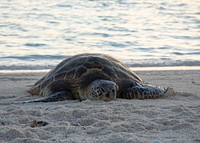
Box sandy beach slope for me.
[0,70,199,143]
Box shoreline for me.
[0,66,200,74]
[0,69,199,142]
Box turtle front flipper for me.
[22,91,73,103]
[122,83,174,99]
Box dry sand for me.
[0,70,199,143]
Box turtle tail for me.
[122,83,175,99]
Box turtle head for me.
[88,80,118,101]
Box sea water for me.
[0,0,200,71]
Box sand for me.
[0,70,199,143]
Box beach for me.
[0,69,199,143]
[1,0,200,142]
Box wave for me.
[0,58,199,71]
[1,55,67,61]
[23,43,48,47]
[126,60,200,67]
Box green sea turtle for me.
[27,53,174,102]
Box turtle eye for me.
[101,87,105,92]
[112,89,115,93]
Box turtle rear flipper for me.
[122,83,175,99]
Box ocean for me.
[0,0,200,71]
